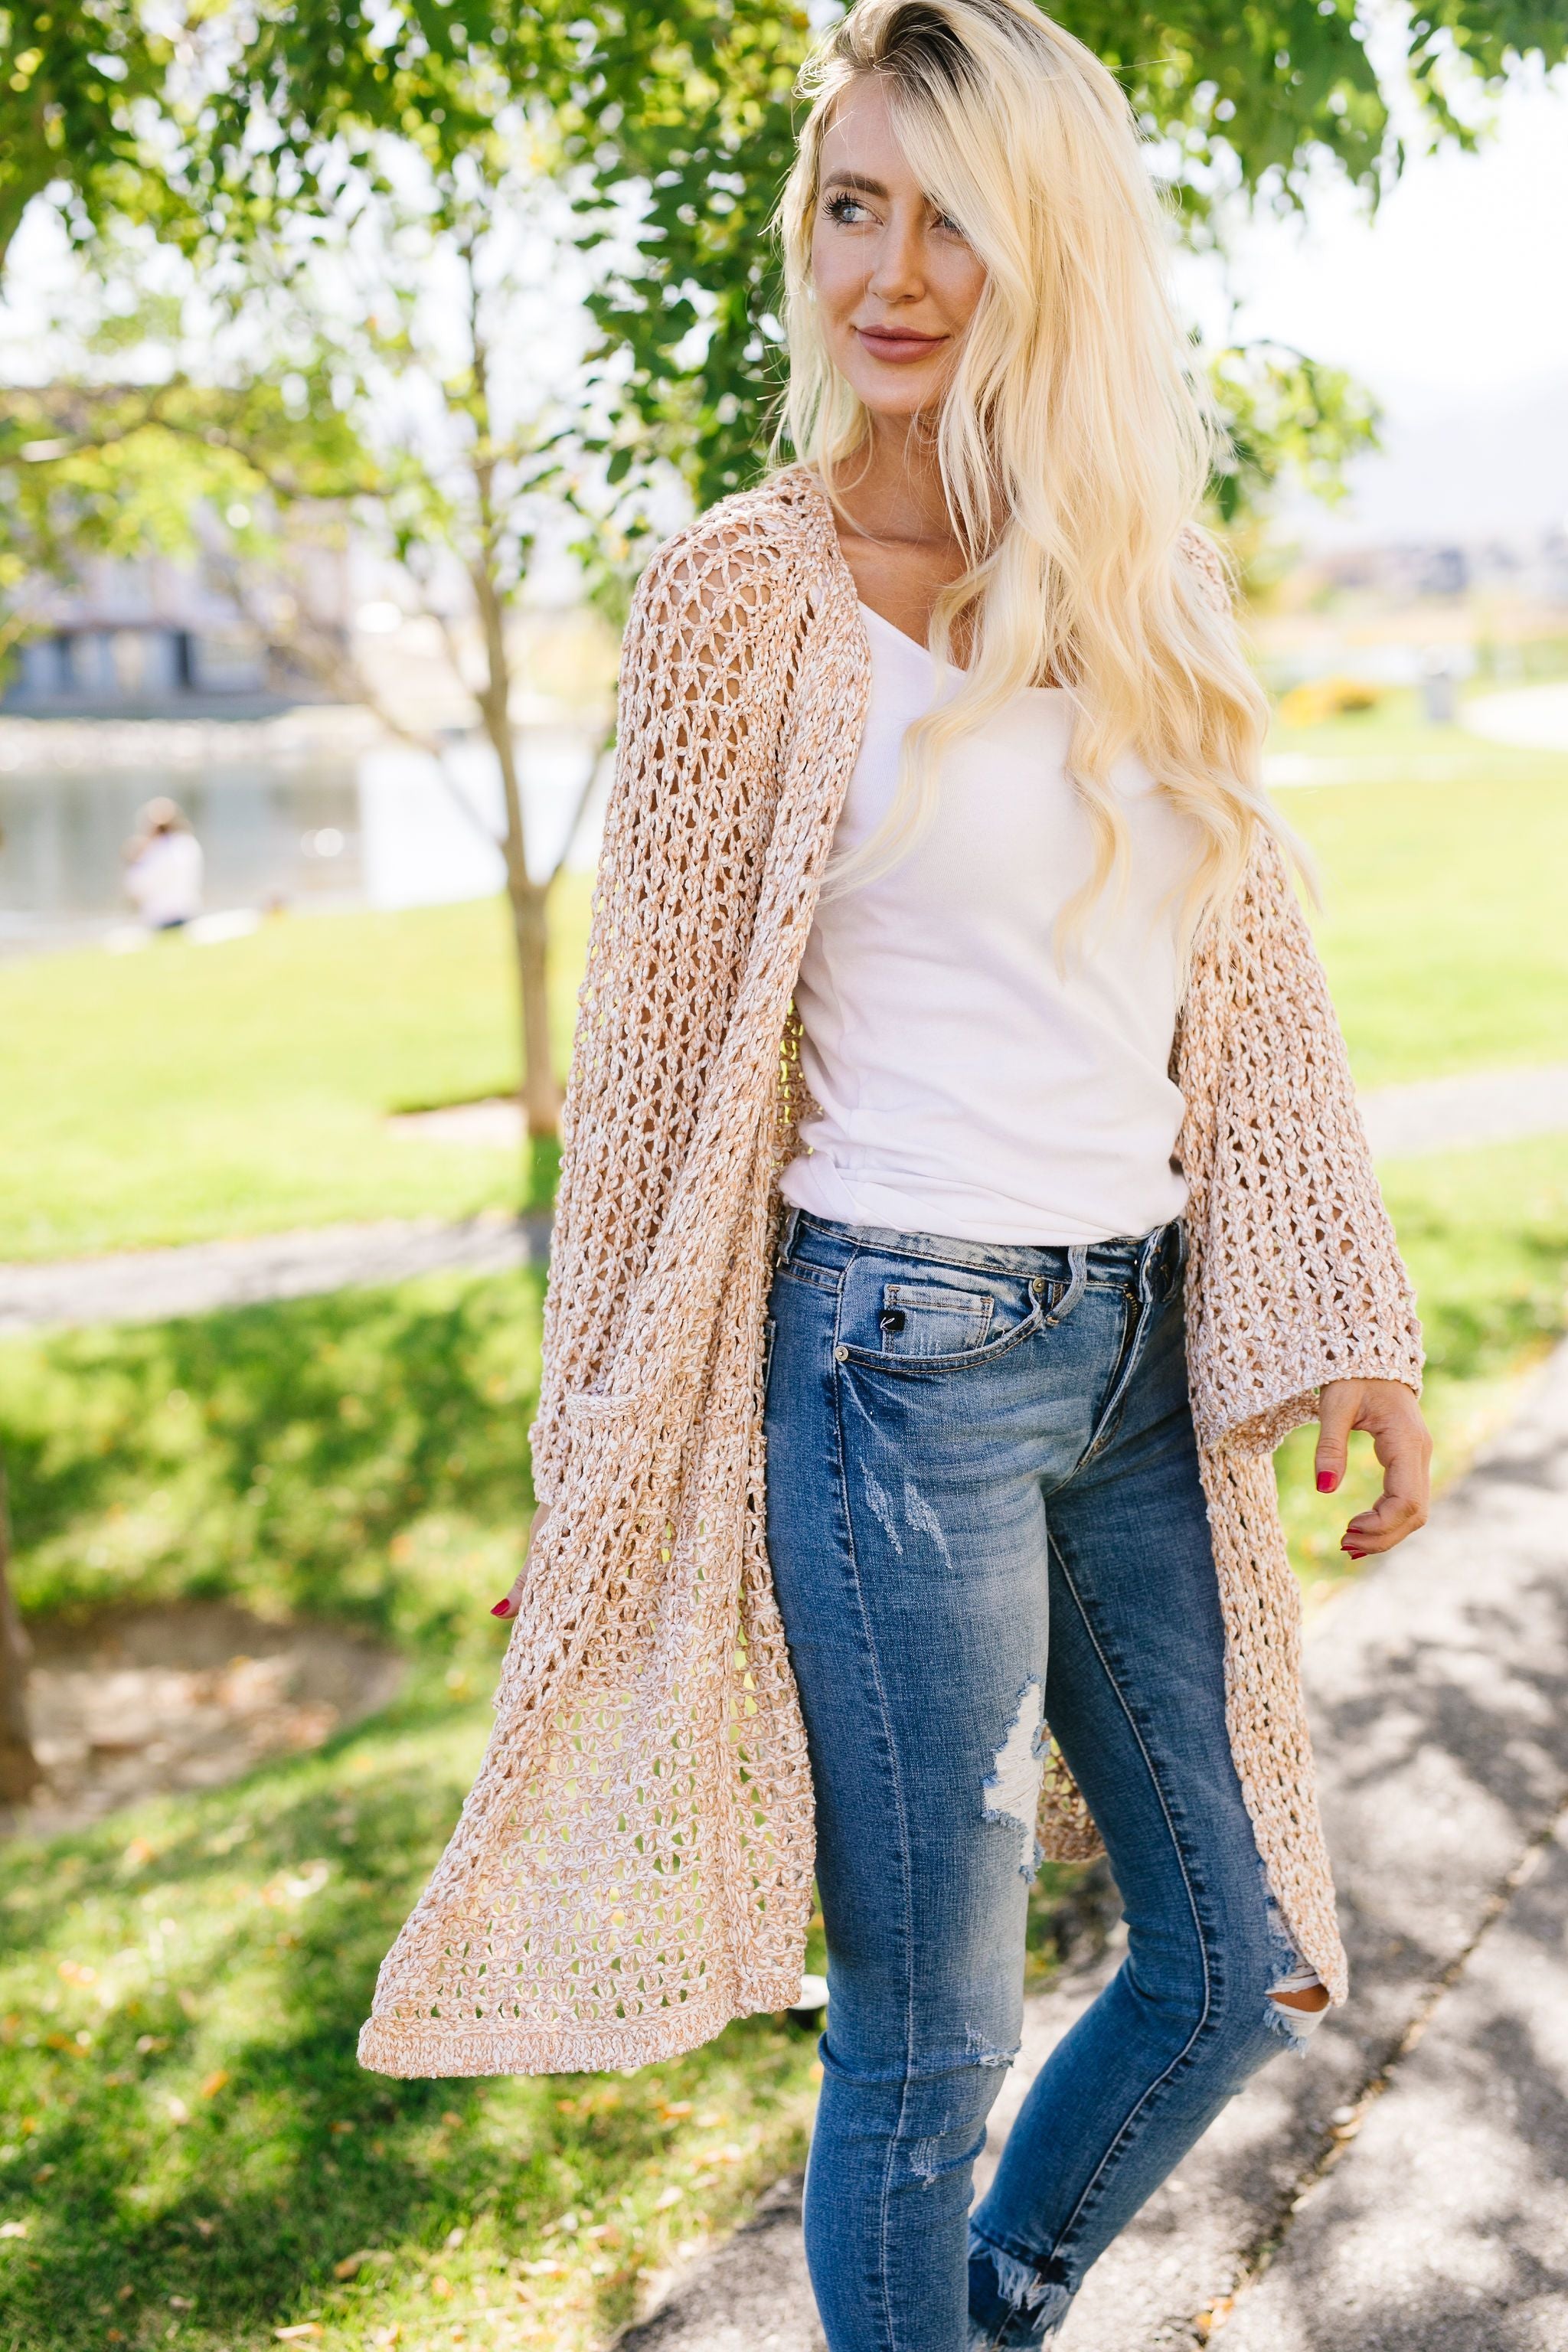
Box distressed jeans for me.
[763,1207,1325,2352]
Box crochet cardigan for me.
[359,464,1422,2079]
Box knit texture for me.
[358,466,1420,2077]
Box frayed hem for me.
[968,2230,1073,2347]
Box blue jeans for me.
[763,1207,1324,2352]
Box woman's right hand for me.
[491,1504,552,1620]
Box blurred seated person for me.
[124,798,204,931]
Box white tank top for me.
[777,602,1197,1247]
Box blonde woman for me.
[361,4,1430,2343]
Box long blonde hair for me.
[776,0,1287,943]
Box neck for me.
[833,414,958,549]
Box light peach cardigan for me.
[359,466,1422,2079]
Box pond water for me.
[0,727,606,958]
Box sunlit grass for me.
[0,1699,821,2352]
[0,884,592,1260]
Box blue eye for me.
[825,192,872,224]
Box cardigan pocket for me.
[564,1389,642,1428]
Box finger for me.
[1315,1381,1358,1494]
[1342,1439,1429,1558]
[490,1566,530,1621]
[491,1504,554,1619]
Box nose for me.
[866,214,927,305]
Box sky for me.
[1179,64,1568,546]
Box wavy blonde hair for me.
[776,0,1289,944]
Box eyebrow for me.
[820,172,890,199]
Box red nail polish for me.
[1317,1472,1337,1493]
[491,1600,513,1618]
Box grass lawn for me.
[1273,697,1568,1086]
[2,1114,1566,2347]
[0,683,1564,2346]
[0,884,591,1262]
[1,692,1565,1262]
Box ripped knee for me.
[1266,1965,1330,2048]
[1255,1855,1331,2053]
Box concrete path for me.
[0,1210,550,1338]
[615,1336,1568,2351]
[5,1064,1567,1336]
[1464,683,1568,753]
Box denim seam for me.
[1072,1291,1149,1471]
[788,1210,1154,1286]
[772,1260,844,1295]
[828,1266,917,2352]
[1037,1531,1217,2256]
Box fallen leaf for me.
[169,2295,195,2311]
[430,2275,452,2301]
[651,2187,683,2211]
[332,2250,391,2281]
[165,2096,191,2125]
[328,2119,356,2136]
[439,2110,462,2128]
[192,2219,218,2240]
[274,2328,325,2343]
[199,2071,230,2100]
[0,2221,28,2239]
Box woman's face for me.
[809,76,987,426]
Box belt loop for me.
[1046,1243,1089,1325]
[779,1202,802,1266]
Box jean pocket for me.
[876,1281,995,1358]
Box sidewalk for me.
[0,1210,550,1338]
[616,1336,1568,2352]
[5,1065,1567,1336]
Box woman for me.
[123,797,204,931]
[360,5,1429,2344]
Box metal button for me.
[1031,1276,1044,1295]
[834,1344,849,1362]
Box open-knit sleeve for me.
[1181,836,1424,1455]
[527,511,796,1506]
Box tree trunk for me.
[0,1455,41,1804]
[509,871,560,1140]
[469,567,562,1158]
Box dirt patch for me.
[5,1602,404,1838]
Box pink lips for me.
[856,325,946,364]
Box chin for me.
[846,369,941,421]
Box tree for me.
[182,7,619,1155]
[0,0,191,285]
[563,0,1568,526]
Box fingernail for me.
[491,1600,513,1618]
[1317,1472,1338,1494]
